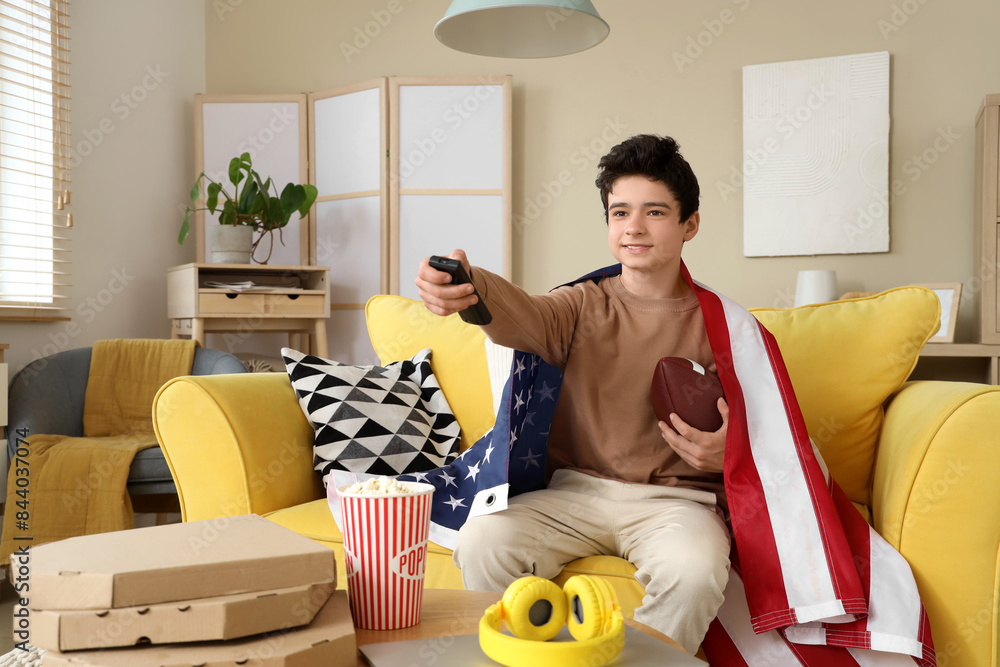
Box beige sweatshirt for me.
[471,267,724,499]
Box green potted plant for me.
[179,152,318,264]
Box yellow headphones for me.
[479,575,625,667]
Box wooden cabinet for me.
[916,343,1000,385]
[974,94,1000,343]
[168,264,330,357]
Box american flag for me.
[684,262,935,666]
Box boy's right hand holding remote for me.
[416,249,481,317]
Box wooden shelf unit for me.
[167,263,331,357]
[916,342,1000,385]
[974,94,1000,343]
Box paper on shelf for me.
[202,280,302,292]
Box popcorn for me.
[339,476,415,496]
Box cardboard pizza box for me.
[23,514,335,611]
[28,581,335,652]
[40,590,356,667]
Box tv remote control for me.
[428,255,493,326]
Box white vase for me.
[794,270,838,307]
[210,225,253,264]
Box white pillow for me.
[483,337,516,417]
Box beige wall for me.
[2,1,205,375]
[7,0,995,376]
[205,0,1000,341]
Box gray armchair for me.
[6,346,247,505]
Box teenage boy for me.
[415,134,730,654]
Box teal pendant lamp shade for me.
[435,0,610,58]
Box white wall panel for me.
[315,197,382,304]
[313,88,382,196]
[200,100,305,265]
[398,84,504,190]
[397,194,504,301]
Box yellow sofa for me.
[153,288,1000,667]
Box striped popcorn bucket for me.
[338,481,435,630]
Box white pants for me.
[453,469,731,654]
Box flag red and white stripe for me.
[683,263,936,666]
[340,485,432,630]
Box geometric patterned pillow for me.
[281,347,461,486]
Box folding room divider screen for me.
[193,76,512,363]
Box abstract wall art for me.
[742,51,890,256]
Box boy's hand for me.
[658,397,729,472]
[416,249,480,317]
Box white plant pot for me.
[210,225,253,264]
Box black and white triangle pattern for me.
[282,347,461,485]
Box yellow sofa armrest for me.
[153,373,323,522]
[874,380,1000,667]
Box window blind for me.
[0,0,70,318]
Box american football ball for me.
[650,357,725,434]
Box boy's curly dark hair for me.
[595,134,700,224]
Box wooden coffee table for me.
[353,589,688,666]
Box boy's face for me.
[606,175,699,292]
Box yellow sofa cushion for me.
[366,295,494,451]
[552,556,645,618]
[750,287,939,507]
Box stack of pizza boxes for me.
[14,514,356,666]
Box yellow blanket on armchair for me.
[1,339,196,561]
